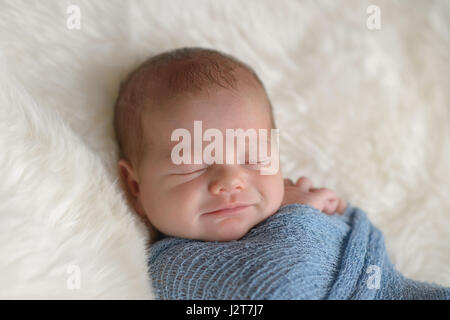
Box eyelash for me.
[175,160,270,175]
[177,167,208,175]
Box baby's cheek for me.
[163,181,204,219]
[260,172,284,211]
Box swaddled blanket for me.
[148,203,450,299]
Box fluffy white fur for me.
[0,0,449,299]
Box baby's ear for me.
[117,159,146,218]
[118,159,140,197]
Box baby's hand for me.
[281,176,347,215]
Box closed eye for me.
[244,159,270,165]
[173,166,208,175]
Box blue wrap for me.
[148,203,450,299]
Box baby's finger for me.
[296,176,313,192]
[284,178,294,186]
[312,188,337,201]
[323,198,339,215]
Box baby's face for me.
[121,85,284,241]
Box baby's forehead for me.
[143,85,271,133]
[137,59,273,161]
[141,97,273,163]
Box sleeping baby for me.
[113,47,450,299]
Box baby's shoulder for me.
[244,203,351,242]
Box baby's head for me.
[114,47,284,242]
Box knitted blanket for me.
[148,203,450,299]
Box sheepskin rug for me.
[0,0,449,299]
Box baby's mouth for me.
[203,203,254,216]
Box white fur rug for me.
[0,0,449,299]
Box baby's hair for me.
[113,46,275,169]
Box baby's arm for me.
[281,176,347,215]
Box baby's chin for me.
[203,207,280,242]
[206,229,250,242]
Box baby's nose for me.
[208,167,246,195]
